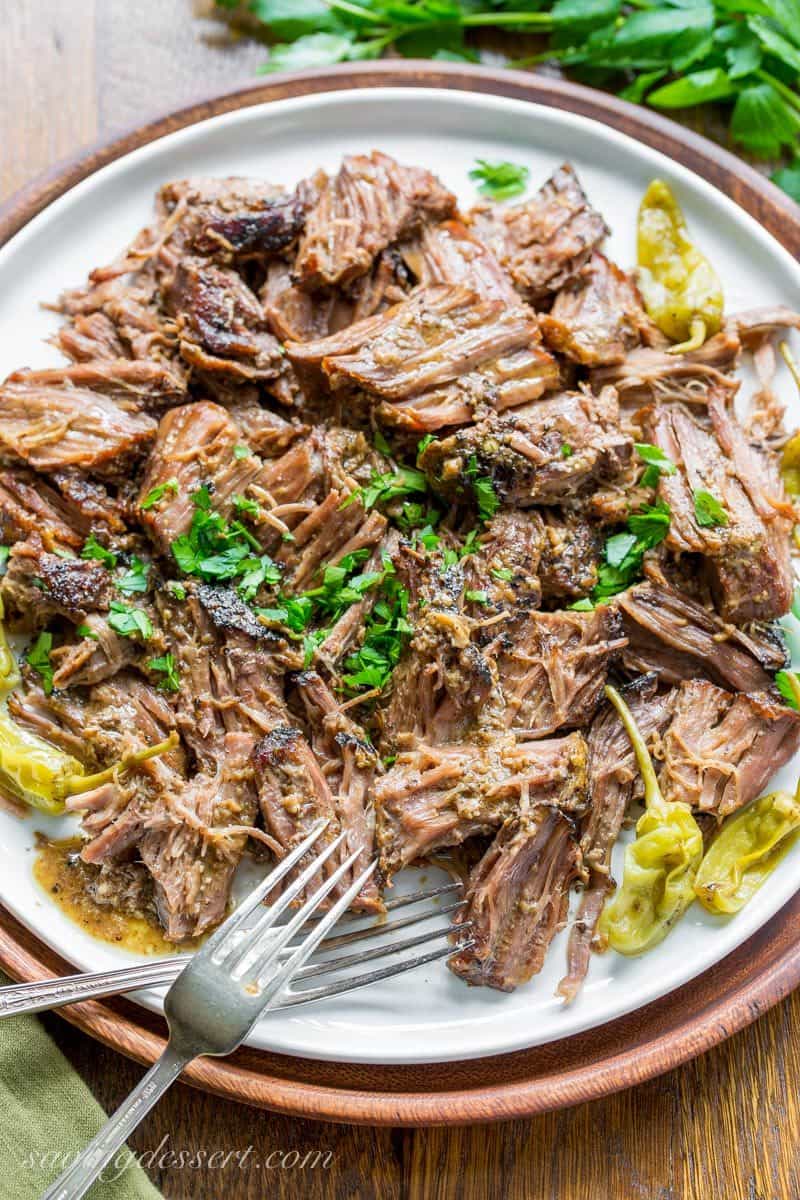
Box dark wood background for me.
[2,3,799,1197]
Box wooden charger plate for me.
[1,62,800,1125]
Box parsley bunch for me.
[216,0,800,202]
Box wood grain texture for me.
[1,6,800,1197]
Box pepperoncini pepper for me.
[0,598,19,695]
[597,684,704,955]
[694,789,800,915]
[0,715,178,815]
[637,179,724,355]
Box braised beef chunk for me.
[2,537,111,629]
[659,680,800,817]
[419,386,631,507]
[295,151,456,290]
[646,397,792,622]
[448,805,579,991]
[492,608,625,737]
[0,376,155,477]
[166,258,286,386]
[617,581,787,691]
[192,191,306,262]
[7,360,187,412]
[0,469,84,550]
[4,152,799,984]
[540,252,659,365]
[468,164,608,302]
[289,284,559,432]
[590,333,741,404]
[399,218,518,302]
[374,732,587,879]
[538,510,601,603]
[558,677,675,1003]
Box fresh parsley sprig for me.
[216,0,800,202]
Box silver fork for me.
[0,881,464,1017]
[40,822,473,1200]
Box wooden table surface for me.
[2,4,799,1198]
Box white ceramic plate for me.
[1,87,799,1066]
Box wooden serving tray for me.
[1,62,799,1126]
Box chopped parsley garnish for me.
[81,534,117,568]
[0,546,9,575]
[233,445,251,460]
[635,442,676,489]
[591,500,671,601]
[465,456,499,523]
[232,494,261,518]
[107,601,153,641]
[416,434,436,462]
[776,669,800,710]
[166,581,186,601]
[116,556,149,596]
[26,632,54,694]
[568,597,596,611]
[561,443,573,459]
[469,159,529,201]
[693,489,729,528]
[373,429,392,456]
[148,653,181,693]
[491,567,515,582]
[76,624,99,641]
[465,589,488,604]
[361,466,429,511]
[341,565,412,694]
[170,486,281,601]
[141,478,179,510]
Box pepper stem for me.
[667,317,706,355]
[59,730,179,798]
[780,341,800,397]
[604,684,664,811]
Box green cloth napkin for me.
[0,974,161,1199]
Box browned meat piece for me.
[136,401,261,551]
[399,218,518,303]
[55,273,174,367]
[729,304,800,348]
[659,680,800,818]
[419,386,632,507]
[616,581,787,691]
[468,164,608,302]
[54,311,130,363]
[0,469,83,550]
[7,360,187,412]
[374,731,588,879]
[590,332,741,405]
[262,260,336,344]
[490,607,626,737]
[646,396,793,622]
[51,614,140,689]
[379,556,502,749]
[226,400,304,459]
[1,537,111,629]
[448,805,579,991]
[276,496,386,593]
[49,470,130,537]
[466,511,545,611]
[294,671,381,912]
[192,190,306,261]
[295,151,455,290]
[558,677,675,1003]
[540,253,661,365]
[288,284,559,432]
[538,510,600,603]
[139,731,260,941]
[166,257,286,387]
[0,376,155,477]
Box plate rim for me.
[2,60,800,1124]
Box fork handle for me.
[40,1042,189,1200]
[0,961,183,1017]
